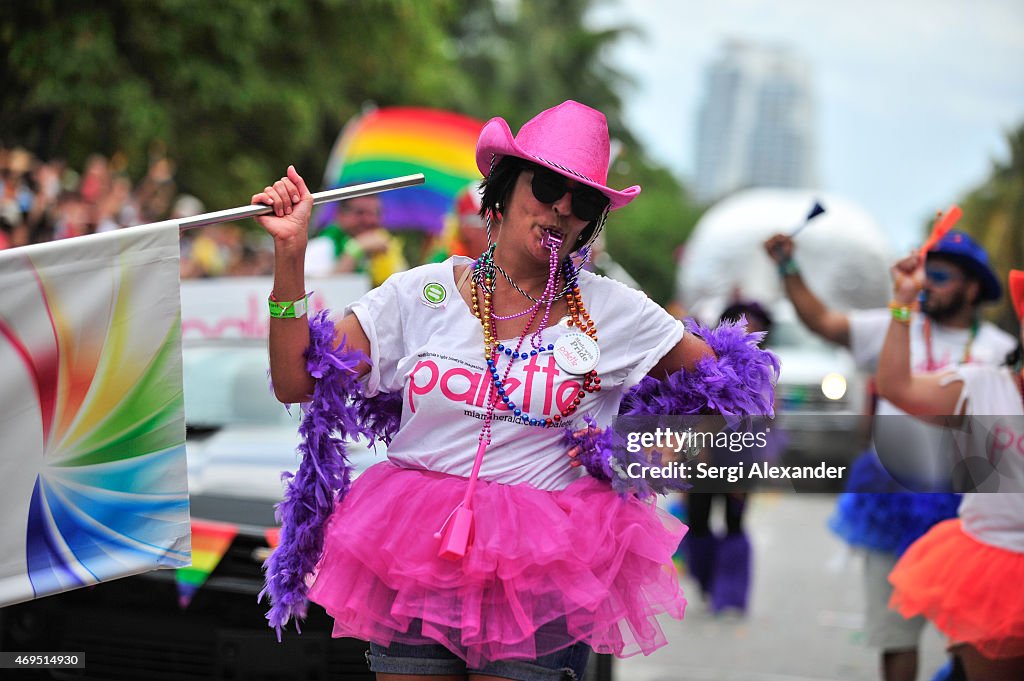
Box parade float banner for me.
[180,274,369,341]
[0,222,191,607]
[315,107,484,234]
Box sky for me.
[590,0,1024,254]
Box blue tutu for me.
[828,451,960,556]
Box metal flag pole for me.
[177,173,425,231]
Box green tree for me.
[2,0,463,210]
[445,0,636,142]
[604,154,703,305]
[445,0,701,303]
[955,124,1024,332]
[3,0,699,300]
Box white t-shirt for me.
[849,308,1015,379]
[947,364,1024,553]
[305,236,337,277]
[849,309,1017,485]
[346,256,685,491]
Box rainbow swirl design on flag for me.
[0,224,190,605]
[316,107,484,235]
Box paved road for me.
[613,493,948,681]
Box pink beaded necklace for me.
[436,233,578,560]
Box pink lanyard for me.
[434,439,487,560]
[436,238,566,560]
[435,264,492,560]
[434,265,555,560]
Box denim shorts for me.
[365,636,591,680]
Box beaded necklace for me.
[472,235,601,427]
[473,246,552,323]
[435,234,604,560]
[495,263,573,302]
[922,316,978,370]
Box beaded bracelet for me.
[269,291,312,319]
[888,300,913,323]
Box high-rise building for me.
[693,40,817,203]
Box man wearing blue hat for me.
[917,230,1002,328]
[764,229,1015,681]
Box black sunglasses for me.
[527,165,609,222]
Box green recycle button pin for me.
[422,282,447,305]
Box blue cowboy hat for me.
[927,230,1001,302]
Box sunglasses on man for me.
[924,268,964,285]
[527,165,610,222]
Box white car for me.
[768,308,870,472]
[183,339,382,520]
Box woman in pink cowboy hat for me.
[253,100,778,680]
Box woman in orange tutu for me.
[876,255,1024,680]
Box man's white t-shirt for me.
[346,257,685,491]
[304,236,337,277]
[849,308,1015,379]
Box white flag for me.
[0,222,190,606]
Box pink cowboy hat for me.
[475,100,641,210]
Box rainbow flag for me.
[176,519,238,608]
[316,107,485,235]
[0,223,191,607]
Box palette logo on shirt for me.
[407,352,584,421]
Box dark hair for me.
[478,155,522,219]
[720,301,773,330]
[478,156,600,252]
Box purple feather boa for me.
[622,317,779,418]
[260,311,400,637]
[567,317,778,499]
[563,415,690,500]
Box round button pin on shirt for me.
[552,332,600,375]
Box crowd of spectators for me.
[0,144,274,278]
[1,146,628,286]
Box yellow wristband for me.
[888,300,913,323]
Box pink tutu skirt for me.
[889,518,1024,660]
[306,461,687,666]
